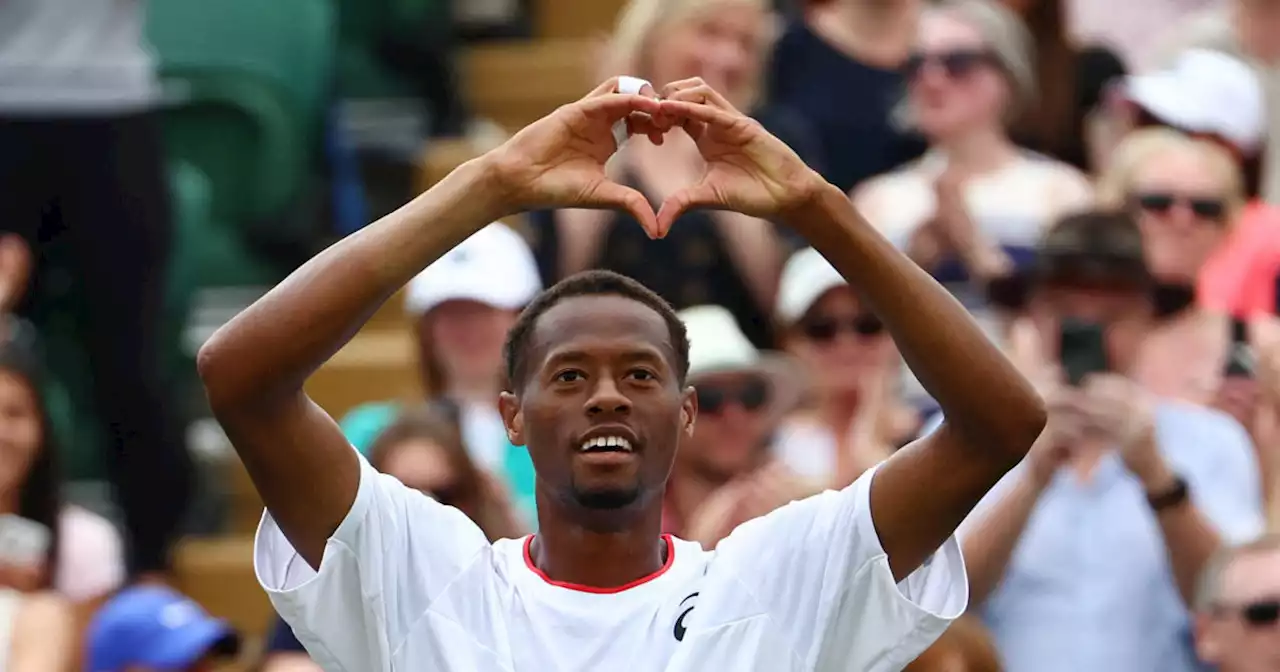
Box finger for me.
[586,182,660,239]
[658,99,740,129]
[656,182,720,238]
[580,92,663,122]
[662,82,739,112]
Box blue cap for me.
[86,585,239,672]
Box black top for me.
[767,20,927,193]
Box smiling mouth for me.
[578,436,634,453]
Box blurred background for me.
[1,0,1278,670]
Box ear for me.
[681,385,698,438]
[498,391,526,446]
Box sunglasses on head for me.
[1131,192,1227,221]
[799,314,885,343]
[904,49,995,81]
[696,378,770,415]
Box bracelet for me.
[1147,475,1190,512]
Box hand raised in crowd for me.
[652,78,827,235]
[486,77,671,236]
[1025,369,1084,488]
[1076,374,1169,488]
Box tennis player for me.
[199,77,1045,671]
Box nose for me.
[584,377,631,417]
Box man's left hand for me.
[1079,374,1171,489]
[653,78,828,235]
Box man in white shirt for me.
[198,77,1046,671]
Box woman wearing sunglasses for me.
[852,0,1092,356]
[771,248,914,489]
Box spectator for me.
[953,210,1266,672]
[0,342,124,604]
[769,0,927,193]
[853,0,1093,345]
[0,588,73,671]
[771,248,910,486]
[660,305,806,540]
[339,223,541,524]
[543,0,789,348]
[85,585,240,672]
[1194,534,1280,672]
[1003,0,1127,171]
[0,0,192,580]
[1095,128,1246,405]
[366,402,525,542]
[1154,0,1280,203]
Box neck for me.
[530,492,667,588]
[813,0,919,67]
[819,389,862,434]
[444,376,498,406]
[934,127,1018,173]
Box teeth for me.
[580,436,632,452]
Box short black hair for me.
[503,270,690,389]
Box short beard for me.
[572,485,641,510]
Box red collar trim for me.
[522,534,676,594]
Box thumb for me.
[656,181,719,238]
[586,181,660,239]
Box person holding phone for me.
[930,209,1266,672]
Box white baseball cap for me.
[679,305,804,417]
[404,224,542,316]
[1124,49,1266,153]
[775,247,848,325]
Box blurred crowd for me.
[2,0,1280,670]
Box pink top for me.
[55,505,124,602]
[1200,201,1280,317]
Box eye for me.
[554,369,585,383]
[627,368,657,382]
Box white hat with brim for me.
[678,305,806,420]
[775,247,848,326]
[1124,49,1266,154]
[405,223,542,316]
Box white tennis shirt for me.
[255,455,968,671]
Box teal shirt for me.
[339,401,538,531]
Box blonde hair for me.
[1195,533,1280,610]
[605,0,774,110]
[1096,127,1246,219]
[897,0,1036,130]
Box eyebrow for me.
[541,347,668,371]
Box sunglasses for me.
[696,378,770,415]
[1232,599,1280,627]
[1132,192,1227,221]
[799,314,885,343]
[904,49,996,81]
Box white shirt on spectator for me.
[55,505,124,602]
[255,454,967,671]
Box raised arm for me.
[656,80,1045,581]
[198,79,666,569]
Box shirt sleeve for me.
[710,466,968,671]
[1166,408,1267,544]
[254,451,492,670]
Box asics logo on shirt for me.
[673,592,698,641]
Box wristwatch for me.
[1147,475,1190,512]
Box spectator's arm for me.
[10,592,74,672]
[959,470,1044,605]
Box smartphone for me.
[0,514,51,566]
[1059,319,1110,386]
[1224,318,1255,378]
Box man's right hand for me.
[485,78,669,237]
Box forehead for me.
[529,294,675,370]
[1032,283,1150,321]
[1132,148,1222,193]
[919,11,985,50]
[1221,548,1280,601]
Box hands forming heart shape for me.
[486,76,828,239]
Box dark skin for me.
[199,76,1043,588]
